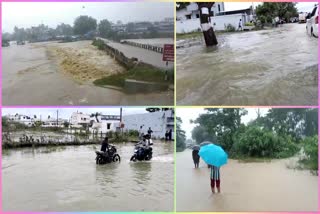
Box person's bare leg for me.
[217,180,221,193]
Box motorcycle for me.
[130,141,153,162]
[95,144,121,164]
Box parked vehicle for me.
[2,39,10,47]
[17,40,25,45]
[95,144,121,164]
[306,5,318,38]
[299,12,308,23]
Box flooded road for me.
[2,141,174,211]
[176,149,318,212]
[2,41,173,105]
[176,24,318,105]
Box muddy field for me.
[176,24,318,106]
[176,149,318,212]
[2,41,173,105]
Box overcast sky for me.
[225,2,316,13]
[2,108,148,119]
[176,108,270,139]
[2,2,174,33]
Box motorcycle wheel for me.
[113,154,121,162]
[96,156,103,165]
[130,155,137,162]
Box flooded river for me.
[2,41,173,105]
[176,24,318,105]
[2,141,174,211]
[176,149,318,212]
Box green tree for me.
[192,125,216,144]
[176,117,186,152]
[257,108,308,141]
[256,2,298,23]
[193,108,247,151]
[98,19,114,38]
[56,23,73,36]
[73,15,97,35]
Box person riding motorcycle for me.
[100,137,110,153]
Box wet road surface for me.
[176,24,318,105]
[176,149,318,212]
[2,141,174,212]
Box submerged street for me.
[177,24,318,105]
[2,141,174,212]
[176,149,318,212]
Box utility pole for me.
[120,108,123,135]
[56,110,59,128]
[197,2,218,46]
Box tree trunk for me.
[197,2,218,46]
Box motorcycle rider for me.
[100,137,110,153]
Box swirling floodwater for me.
[176,149,318,212]
[176,23,318,105]
[2,141,174,212]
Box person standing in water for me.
[210,165,221,193]
[192,149,200,168]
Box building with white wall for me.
[123,109,174,139]
[89,114,121,133]
[176,3,254,33]
[41,118,65,128]
[6,114,34,127]
[70,112,91,128]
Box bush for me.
[245,22,254,26]
[128,130,139,137]
[301,136,318,171]
[92,39,105,50]
[225,24,236,32]
[231,126,298,158]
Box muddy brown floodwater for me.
[176,149,318,212]
[176,24,318,105]
[2,41,173,105]
[2,141,174,212]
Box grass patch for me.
[177,31,203,39]
[93,64,173,88]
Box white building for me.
[176,2,225,21]
[89,114,121,133]
[70,112,91,128]
[6,114,34,127]
[176,3,254,33]
[41,118,65,128]
[123,109,174,139]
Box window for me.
[196,14,200,18]
[186,15,191,20]
[218,5,221,12]
[107,123,111,129]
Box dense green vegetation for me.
[176,117,186,152]
[300,136,318,171]
[256,3,298,24]
[186,109,317,168]
[93,65,173,88]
